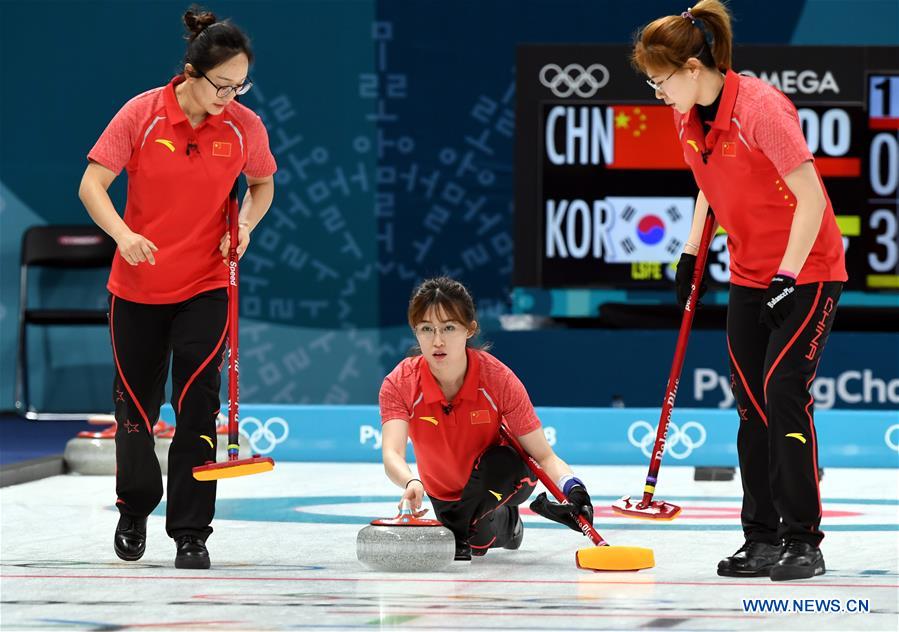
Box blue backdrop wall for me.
[1,0,897,411]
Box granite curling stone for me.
[357,503,455,572]
[63,415,117,475]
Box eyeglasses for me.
[646,67,680,93]
[199,70,253,98]
[413,323,466,339]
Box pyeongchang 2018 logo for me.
[539,63,610,98]
[739,69,839,94]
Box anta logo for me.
[154,138,176,152]
[805,297,835,360]
[740,69,839,94]
[488,489,503,501]
[418,416,439,426]
[786,432,807,444]
[212,141,232,157]
[686,139,700,153]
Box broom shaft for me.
[498,423,607,547]
[227,182,240,460]
[640,211,715,506]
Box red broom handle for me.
[227,181,240,461]
[638,211,715,508]
[498,423,607,547]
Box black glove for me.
[529,482,594,532]
[675,253,707,309]
[759,274,797,330]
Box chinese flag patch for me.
[722,141,737,157]
[212,141,232,157]
[470,410,491,425]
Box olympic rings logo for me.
[627,420,707,460]
[539,63,610,98]
[239,416,290,455]
[885,424,899,453]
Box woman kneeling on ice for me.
[379,276,594,560]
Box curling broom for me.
[611,211,716,519]
[193,180,275,481]
[498,423,654,571]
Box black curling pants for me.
[430,445,537,553]
[109,288,228,541]
[727,282,842,547]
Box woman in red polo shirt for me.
[78,7,276,570]
[379,277,595,561]
[633,0,846,581]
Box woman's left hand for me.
[220,224,251,262]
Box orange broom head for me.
[192,456,274,481]
[611,496,681,521]
[576,545,655,571]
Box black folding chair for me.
[15,225,117,420]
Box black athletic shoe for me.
[174,535,210,569]
[503,507,524,550]
[717,540,782,577]
[113,514,147,561]
[454,540,472,561]
[770,540,825,581]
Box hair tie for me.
[681,9,695,23]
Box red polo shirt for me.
[88,76,277,304]
[674,70,847,288]
[379,348,542,501]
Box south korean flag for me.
[604,197,694,263]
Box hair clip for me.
[681,9,696,23]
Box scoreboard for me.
[513,45,899,292]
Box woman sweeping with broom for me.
[632,0,846,581]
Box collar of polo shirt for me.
[419,348,481,405]
[165,75,227,129]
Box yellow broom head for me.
[192,456,275,481]
[576,545,655,571]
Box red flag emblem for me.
[212,141,232,157]
[470,410,491,425]
[722,141,737,157]
[609,106,687,170]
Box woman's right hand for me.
[116,231,158,266]
[674,252,707,309]
[399,479,428,518]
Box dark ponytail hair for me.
[182,5,253,76]
[406,277,491,356]
[631,0,734,74]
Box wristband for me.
[775,268,796,280]
[238,222,250,229]
[684,241,699,251]
[405,478,422,489]
[559,475,585,496]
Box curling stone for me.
[64,415,117,475]
[356,501,456,572]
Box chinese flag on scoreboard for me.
[608,105,687,170]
